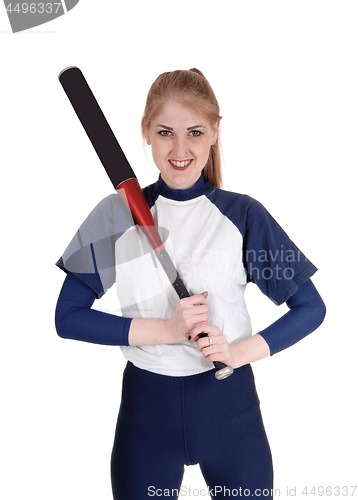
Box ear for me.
[144,128,151,145]
[212,120,220,143]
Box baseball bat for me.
[58,66,233,380]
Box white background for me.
[1,1,357,498]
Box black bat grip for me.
[197,333,234,380]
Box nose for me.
[172,137,189,159]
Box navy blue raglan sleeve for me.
[243,197,318,305]
[240,196,326,354]
[258,278,326,355]
[205,187,324,354]
[55,272,132,346]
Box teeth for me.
[170,160,191,167]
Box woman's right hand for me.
[166,292,209,344]
[128,292,209,346]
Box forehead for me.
[152,100,206,127]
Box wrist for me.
[128,318,169,346]
[230,334,271,368]
[229,343,244,369]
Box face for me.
[144,100,219,190]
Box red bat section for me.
[117,178,164,252]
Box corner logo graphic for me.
[3,1,79,33]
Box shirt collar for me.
[155,174,211,201]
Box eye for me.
[189,130,203,137]
[158,130,173,137]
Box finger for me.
[201,342,230,364]
[190,323,219,341]
[188,323,212,342]
[181,304,209,326]
[196,329,227,351]
[187,317,211,335]
[197,335,215,351]
[187,304,209,317]
[195,334,213,349]
[182,308,209,327]
[188,293,209,306]
[179,300,208,318]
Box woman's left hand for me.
[186,323,235,368]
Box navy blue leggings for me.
[111,362,273,499]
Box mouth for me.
[169,159,193,170]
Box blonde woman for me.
[55,69,326,499]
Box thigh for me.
[185,365,273,499]
[111,363,186,499]
[200,404,273,499]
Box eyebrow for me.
[155,124,206,131]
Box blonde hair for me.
[141,68,223,188]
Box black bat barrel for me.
[59,67,135,189]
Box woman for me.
[55,68,326,499]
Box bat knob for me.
[214,363,234,380]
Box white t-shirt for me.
[57,175,317,376]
